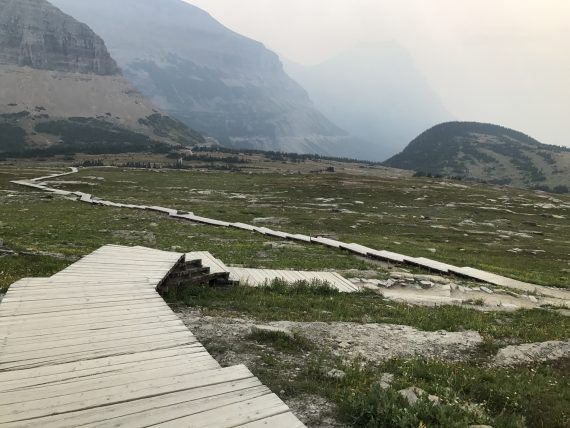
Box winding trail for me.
[11,167,570,301]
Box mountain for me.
[284,42,453,161]
[49,0,362,158]
[0,0,204,156]
[384,122,570,192]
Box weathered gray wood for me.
[7,379,264,428]
[0,243,305,426]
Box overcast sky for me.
[187,0,570,147]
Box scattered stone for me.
[391,272,414,280]
[326,369,346,380]
[420,280,434,288]
[500,303,519,309]
[376,373,395,390]
[427,248,437,253]
[253,217,289,225]
[469,425,493,428]
[398,387,440,406]
[504,290,520,298]
[527,295,539,303]
[250,325,294,339]
[414,275,450,285]
[480,286,494,294]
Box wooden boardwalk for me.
[0,245,305,427]
[227,267,359,293]
[186,251,359,293]
[11,167,567,300]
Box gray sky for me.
[187,0,570,147]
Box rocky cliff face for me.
[0,0,204,154]
[50,0,361,157]
[0,0,119,75]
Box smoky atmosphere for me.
[1,1,569,427]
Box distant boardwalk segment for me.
[11,167,567,301]
[0,245,306,427]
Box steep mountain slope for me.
[384,122,570,191]
[50,0,362,157]
[284,42,453,161]
[0,0,204,155]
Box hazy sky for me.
[187,0,570,147]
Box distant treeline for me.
[192,146,382,165]
[166,151,249,164]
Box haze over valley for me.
[1,2,570,427]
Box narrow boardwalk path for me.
[186,251,359,292]
[11,168,570,301]
[0,245,305,427]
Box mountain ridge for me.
[50,0,362,158]
[384,121,570,191]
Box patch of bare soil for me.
[178,309,483,365]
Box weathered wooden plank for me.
[0,346,205,383]
[0,366,253,423]
[0,319,186,343]
[78,387,273,428]
[0,304,175,327]
[0,337,199,372]
[0,324,192,355]
[7,380,265,428]
[0,353,218,399]
[154,393,290,428]
[0,299,169,318]
[239,412,307,428]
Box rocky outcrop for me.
[0,0,119,75]
[0,0,204,154]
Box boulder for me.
[326,369,346,380]
[376,372,395,390]
[398,387,440,406]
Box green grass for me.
[169,282,570,344]
[306,356,569,427]
[1,165,569,287]
[212,312,569,427]
[1,164,568,427]
[0,254,71,293]
[44,166,570,287]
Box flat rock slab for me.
[494,340,570,366]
